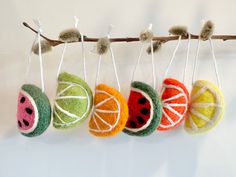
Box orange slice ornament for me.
[158,78,189,131]
[88,32,128,137]
[89,84,128,137]
[157,29,191,131]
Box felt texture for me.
[158,78,189,131]
[185,80,225,134]
[97,37,110,55]
[32,40,52,55]
[139,30,154,42]
[53,72,93,129]
[123,81,162,136]
[89,84,128,137]
[58,28,81,42]
[16,84,51,137]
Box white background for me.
[0,0,236,177]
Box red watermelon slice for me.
[16,84,51,137]
[158,78,189,131]
[123,81,162,136]
[17,91,38,133]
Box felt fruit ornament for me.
[89,28,128,137]
[184,80,224,134]
[157,78,189,131]
[123,81,162,136]
[16,20,52,137]
[184,21,225,134]
[53,72,93,129]
[157,25,191,131]
[53,18,93,129]
[123,24,161,136]
[89,84,128,137]
[17,84,51,137]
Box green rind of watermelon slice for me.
[17,84,51,137]
[123,81,162,136]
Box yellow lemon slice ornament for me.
[184,80,225,134]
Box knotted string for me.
[95,24,121,91]
[131,24,156,89]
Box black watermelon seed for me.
[138,97,147,104]
[20,97,25,103]
[25,108,33,115]
[137,116,145,124]
[23,119,29,126]
[140,108,149,115]
[18,121,22,127]
[130,121,136,128]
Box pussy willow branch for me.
[23,22,236,47]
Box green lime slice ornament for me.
[53,72,93,129]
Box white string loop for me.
[31,20,45,92]
[24,35,38,83]
[95,24,121,91]
[131,43,144,83]
[131,24,156,89]
[192,37,201,85]
[57,43,67,77]
[150,39,156,89]
[74,16,87,81]
[164,35,182,79]
[80,33,87,81]
[192,37,221,88]
[57,16,87,81]
[209,38,221,89]
[183,34,191,84]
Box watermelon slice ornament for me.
[124,81,162,136]
[124,24,162,136]
[16,20,51,137]
[17,84,51,137]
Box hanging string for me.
[163,35,182,79]
[150,39,156,89]
[95,54,102,87]
[109,45,121,91]
[192,36,201,85]
[57,16,87,80]
[24,35,37,83]
[209,38,221,89]
[74,16,87,82]
[131,43,144,82]
[56,43,67,77]
[183,34,191,84]
[95,24,121,91]
[33,20,45,92]
[107,24,121,91]
[80,33,87,81]
[131,24,156,89]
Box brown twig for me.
[23,22,236,47]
